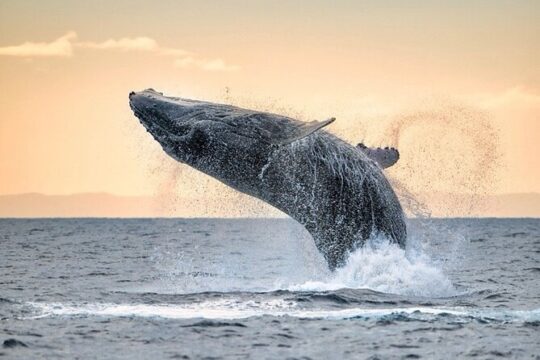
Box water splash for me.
[144,228,456,298]
[287,236,456,298]
[385,102,500,217]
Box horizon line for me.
[2,191,540,197]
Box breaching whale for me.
[129,89,406,270]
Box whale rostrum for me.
[129,89,407,270]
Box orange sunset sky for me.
[0,1,539,216]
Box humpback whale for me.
[129,89,406,270]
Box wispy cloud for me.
[0,32,239,72]
[0,31,76,57]
[76,36,191,57]
[77,37,160,52]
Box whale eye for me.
[188,127,209,153]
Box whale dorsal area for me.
[213,107,336,146]
[356,143,400,169]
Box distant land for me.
[0,192,539,218]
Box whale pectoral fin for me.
[356,143,400,168]
[272,117,336,145]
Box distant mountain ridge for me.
[0,192,281,218]
[0,192,539,218]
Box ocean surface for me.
[0,218,539,359]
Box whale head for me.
[129,88,277,192]
[129,89,213,163]
[130,89,258,164]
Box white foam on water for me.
[142,234,458,297]
[27,301,540,322]
[286,237,456,298]
[28,299,296,320]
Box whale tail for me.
[357,143,399,169]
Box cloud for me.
[77,36,159,51]
[0,31,76,57]
[78,37,192,57]
[174,57,240,72]
[81,35,237,71]
[0,32,238,72]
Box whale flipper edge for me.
[270,117,336,146]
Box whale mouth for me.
[132,111,192,145]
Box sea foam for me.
[286,236,456,297]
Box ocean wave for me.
[26,301,540,323]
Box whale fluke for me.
[357,143,400,169]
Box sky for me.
[0,0,539,207]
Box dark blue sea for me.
[1,218,539,359]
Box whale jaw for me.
[129,89,198,163]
